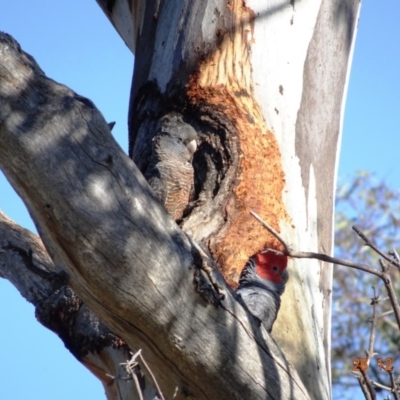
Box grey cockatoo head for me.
[235,251,289,332]
[157,114,197,156]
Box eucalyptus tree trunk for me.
[0,0,360,399]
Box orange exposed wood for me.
[187,1,289,288]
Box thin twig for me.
[250,211,290,254]
[354,370,376,400]
[353,226,400,268]
[390,249,400,264]
[388,369,400,400]
[379,259,400,331]
[367,286,379,360]
[288,250,384,278]
[131,373,144,400]
[370,374,400,399]
[250,211,384,278]
[370,380,393,392]
[378,296,390,303]
[138,352,166,400]
[361,369,377,400]
[120,350,144,400]
[379,310,394,317]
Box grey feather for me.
[236,258,286,333]
[145,114,197,220]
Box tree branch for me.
[352,226,400,269]
[0,33,310,400]
[0,211,149,400]
[250,211,384,278]
[379,259,400,331]
[366,286,379,360]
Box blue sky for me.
[0,1,399,399]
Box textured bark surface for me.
[122,0,360,398]
[1,0,361,398]
[0,211,149,400]
[0,33,310,399]
[128,0,288,290]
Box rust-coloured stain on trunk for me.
[187,1,289,287]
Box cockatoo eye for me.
[272,266,279,272]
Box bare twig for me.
[378,297,390,303]
[370,380,393,392]
[366,286,379,360]
[131,373,144,400]
[250,211,290,254]
[362,369,377,400]
[287,251,384,278]
[93,348,166,400]
[120,350,144,400]
[250,211,384,278]
[138,352,166,400]
[370,372,400,399]
[390,248,400,265]
[388,369,400,400]
[353,226,400,269]
[379,259,400,331]
[354,370,376,400]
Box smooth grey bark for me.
[292,1,361,392]
[0,33,310,399]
